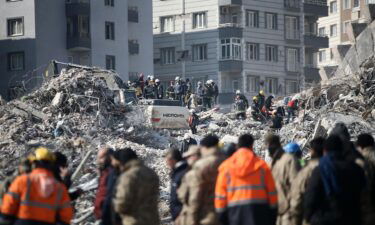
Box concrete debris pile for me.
[0,68,176,224]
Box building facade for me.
[317,0,374,79]
[0,0,153,99]
[153,0,328,102]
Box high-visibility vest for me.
[1,168,73,224]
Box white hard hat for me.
[198,81,202,85]
[147,75,151,79]
[175,76,180,81]
[206,80,210,84]
[236,90,241,95]
[155,79,160,83]
[189,109,196,113]
[150,75,155,80]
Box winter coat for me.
[155,84,164,99]
[213,84,219,96]
[271,151,301,225]
[196,86,204,98]
[304,156,366,225]
[94,167,111,219]
[258,94,265,109]
[360,146,375,225]
[175,83,183,96]
[166,86,175,99]
[271,116,283,129]
[113,160,160,225]
[144,85,156,99]
[235,95,249,112]
[289,159,319,225]
[265,96,274,110]
[215,148,278,225]
[102,168,120,225]
[170,162,189,221]
[180,138,198,155]
[175,148,223,225]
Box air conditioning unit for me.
[221,7,229,14]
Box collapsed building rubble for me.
[0,52,375,224]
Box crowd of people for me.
[126,74,219,111]
[0,123,374,225]
[234,90,299,129]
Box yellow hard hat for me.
[253,96,258,100]
[28,147,56,162]
[259,90,265,95]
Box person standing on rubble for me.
[289,137,325,225]
[286,98,298,123]
[257,90,266,110]
[304,135,366,225]
[167,81,175,100]
[265,95,275,112]
[176,146,201,225]
[234,90,249,120]
[144,81,156,99]
[356,133,375,225]
[113,148,160,225]
[174,77,184,102]
[215,134,278,225]
[203,81,214,110]
[94,146,114,221]
[196,81,204,106]
[154,79,164,99]
[266,135,301,225]
[0,147,73,225]
[188,109,199,134]
[212,81,219,105]
[165,149,189,222]
[178,135,223,225]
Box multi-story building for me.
[153,0,329,102]
[317,0,374,79]
[0,0,153,99]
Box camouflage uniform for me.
[113,160,160,225]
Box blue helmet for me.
[284,142,301,154]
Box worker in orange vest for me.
[215,134,278,225]
[0,147,73,225]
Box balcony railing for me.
[285,0,300,8]
[219,23,242,28]
[303,0,327,6]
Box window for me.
[246,43,259,61]
[105,22,115,40]
[232,80,239,92]
[265,13,277,30]
[265,45,278,62]
[105,0,114,6]
[192,44,207,61]
[285,0,299,8]
[287,48,298,72]
[161,16,174,33]
[286,80,298,94]
[8,52,24,71]
[330,24,337,37]
[193,12,207,29]
[78,15,89,38]
[220,38,242,60]
[319,50,326,62]
[246,10,259,28]
[354,0,359,8]
[330,1,337,14]
[343,21,350,34]
[6,0,23,2]
[318,27,326,36]
[343,0,350,9]
[266,78,278,94]
[7,17,24,36]
[285,16,299,40]
[161,47,175,65]
[247,76,260,93]
[105,55,116,70]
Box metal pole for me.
[181,0,186,79]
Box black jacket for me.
[170,162,189,220]
[101,168,121,225]
[180,138,198,154]
[304,158,366,225]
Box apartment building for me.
[0,0,153,99]
[153,0,329,102]
[317,0,374,79]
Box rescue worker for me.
[176,146,201,225]
[187,93,199,110]
[257,90,266,110]
[165,149,189,221]
[356,134,375,225]
[286,98,298,123]
[266,135,301,225]
[154,79,164,99]
[175,77,183,102]
[138,73,145,92]
[0,158,31,209]
[196,81,204,106]
[215,134,278,225]
[188,109,199,134]
[251,96,263,121]
[185,78,192,95]
[234,90,249,120]
[166,81,175,100]
[304,135,366,225]
[270,110,283,130]
[203,81,214,110]
[0,147,73,225]
[144,82,156,99]
[94,146,114,220]
[212,81,219,105]
[113,148,160,225]
[289,137,325,225]
[265,95,274,112]
[178,135,223,225]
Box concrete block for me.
[356,28,375,64]
[51,92,64,107]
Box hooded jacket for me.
[215,148,278,225]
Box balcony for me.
[219,60,243,72]
[66,0,90,17]
[67,35,91,51]
[219,0,242,6]
[284,0,300,12]
[303,0,328,17]
[304,66,321,82]
[304,33,329,49]
[219,26,243,38]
